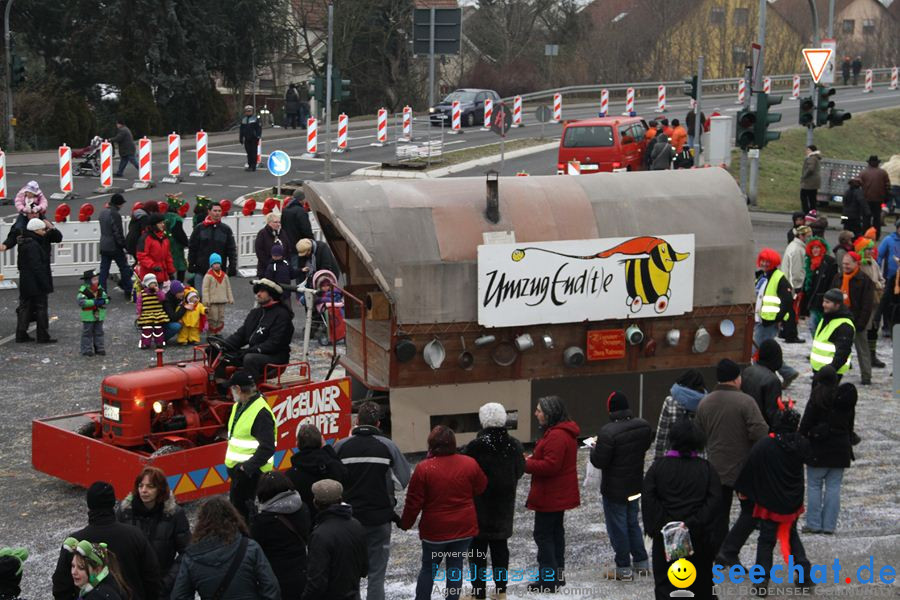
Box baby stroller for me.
[74,136,103,177]
[305,270,346,347]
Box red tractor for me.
[32,343,352,500]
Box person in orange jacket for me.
[670,119,688,153]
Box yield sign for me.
[803,48,833,84]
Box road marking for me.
[443,140,466,146]
[228,185,249,189]
[205,183,224,187]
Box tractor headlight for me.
[152,401,165,414]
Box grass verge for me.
[728,107,900,212]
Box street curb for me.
[351,141,560,179]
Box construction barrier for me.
[763,77,771,94]
[891,67,898,90]
[657,85,666,112]
[305,118,318,157]
[567,160,581,176]
[256,139,262,166]
[99,141,113,189]
[864,69,873,93]
[168,134,181,177]
[138,137,153,184]
[736,78,746,104]
[374,108,388,146]
[482,98,493,130]
[57,144,74,197]
[625,87,635,116]
[451,101,461,133]
[0,150,6,202]
[553,93,562,122]
[791,75,800,100]
[512,95,523,127]
[191,130,209,176]
[400,106,412,142]
[336,113,348,152]
[600,89,609,117]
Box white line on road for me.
[228,185,249,189]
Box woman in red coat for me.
[525,395,581,593]
[400,425,487,600]
[136,213,175,283]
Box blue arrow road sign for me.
[267,150,292,177]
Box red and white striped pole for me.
[0,150,6,204]
[450,100,462,133]
[190,130,209,177]
[256,139,262,166]
[305,117,318,157]
[763,77,771,94]
[891,67,898,90]
[481,97,493,130]
[657,85,666,112]
[373,108,388,146]
[400,106,412,141]
[336,113,349,152]
[791,74,800,100]
[137,137,153,186]
[59,144,73,195]
[736,78,746,104]
[599,89,609,117]
[553,93,562,122]
[567,160,581,176]
[99,141,113,189]
[512,95,523,127]
[864,69,873,93]
[624,87,635,116]
[163,133,182,183]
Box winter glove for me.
[94,298,106,307]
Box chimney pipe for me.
[485,170,499,224]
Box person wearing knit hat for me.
[14,212,62,343]
[460,404,524,599]
[240,104,262,171]
[810,215,828,239]
[51,481,162,600]
[77,269,109,357]
[812,288,857,381]
[0,547,28,599]
[832,250,875,383]
[653,369,707,459]
[591,392,653,580]
[696,360,768,559]
[137,273,168,349]
[741,339,784,426]
[201,252,233,336]
[754,248,800,387]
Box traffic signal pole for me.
[806,0,819,147]
[692,56,704,167]
[4,0,15,149]
[748,0,767,207]
[739,65,751,200]
[324,1,334,182]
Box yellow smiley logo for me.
[667,558,696,589]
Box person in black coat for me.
[841,178,869,237]
[115,467,190,599]
[220,279,295,380]
[734,408,813,593]
[295,238,341,289]
[741,338,783,426]
[239,106,263,171]
[254,213,293,278]
[52,482,160,600]
[301,480,368,600]
[188,202,238,290]
[286,424,348,520]
[799,373,857,534]
[591,392,653,580]
[643,418,720,600]
[281,195,314,257]
[251,471,312,600]
[15,219,63,343]
[460,402,525,599]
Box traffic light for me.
[331,68,351,102]
[828,107,851,127]
[683,76,698,100]
[308,76,325,104]
[755,92,782,148]
[735,109,756,150]
[798,96,815,127]
[11,55,25,86]
[816,86,834,127]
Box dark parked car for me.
[429,89,501,127]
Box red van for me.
[557,117,650,174]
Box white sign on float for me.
[477,235,696,328]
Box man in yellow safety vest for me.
[809,288,855,379]
[754,248,799,387]
[225,369,277,521]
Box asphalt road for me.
[3,84,898,220]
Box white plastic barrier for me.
[0,211,321,281]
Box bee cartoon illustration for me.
[597,236,690,313]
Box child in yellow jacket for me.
[177,288,207,344]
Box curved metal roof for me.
[305,169,754,325]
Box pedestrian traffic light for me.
[308,76,325,104]
[798,96,815,127]
[754,92,782,148]
[735,109,756,150]
[11,55,25,86]
[683,76,698,100]
[816,86,835,127]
